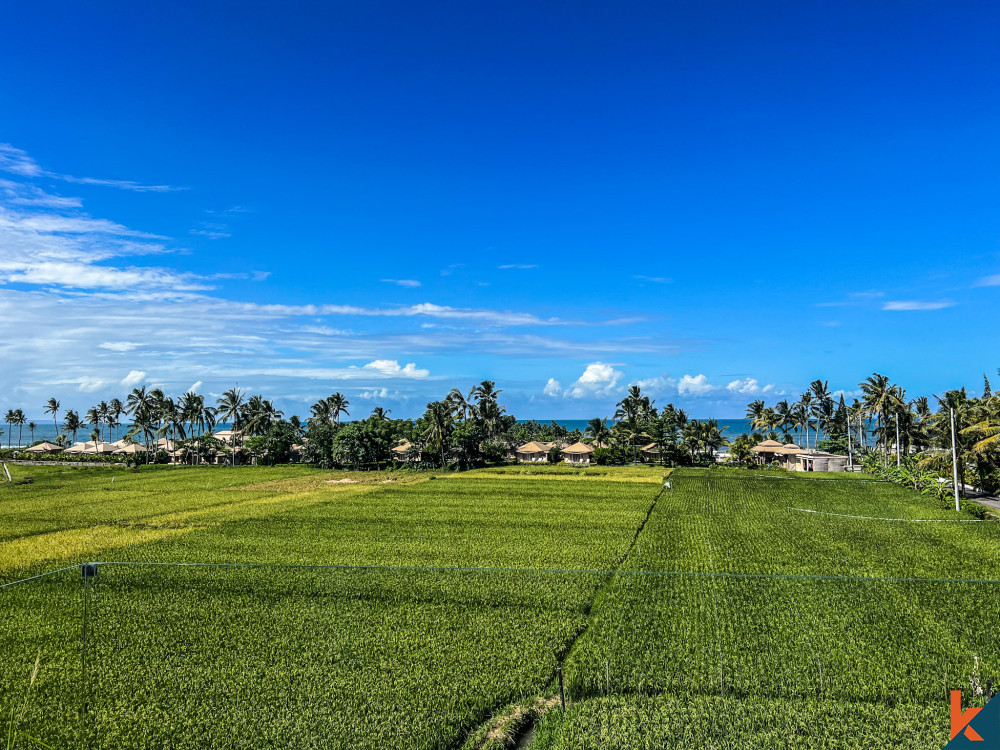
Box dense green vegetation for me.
[0,464,660,748]
[3,465,998,748]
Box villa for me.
[515,441,557,463]
[560,442,595,465]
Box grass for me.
[0,465,658,748]
[2,465,997,748]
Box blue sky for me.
[1,1,998,420]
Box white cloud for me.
[0,143,178,192]
[78,377,108,393]
[677,374,718,396]
[565,362,624,399]
[543,378,562,396]
[974,274,1000,287]
[498,264,538,270]
[632,376,676,393]
[381,279,421,288]
[882,300,955,311]
[0,144,43,177]
[633,275,672,284]
[362,360,429,378]
[189,229,232,239]
[120,370,147,387]
[99,341,142,352]
[187,381,203,393]
[726,377,774,395]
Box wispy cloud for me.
[634,275,672,284]
[381,278,421,288]
[975,274,1000,287]
[0,143,181,193]
[498,264,537,270]
[882,300,955,311]
[815,290,884,308]
[189,229,232,239]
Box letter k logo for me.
[952,690,985,741]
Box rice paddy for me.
[2,464,997,748]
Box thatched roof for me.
[83,442,117,455]
[779,443,805,454]
[391,441,413,454]
[517,441,551,453]
[641,442,660,453]
[113,443,147,454]
[23,441,62,453]
[561,442,595,455]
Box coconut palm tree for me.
[745,400,765,435]
[327,393,350,425]
[4,410,14,449]
[12,409,26,448]
[699,419,729,460]
[860,373,895,460]
[472,380,502,403]
[85,406,102,445]
[798,392,815,448]
[774,400,794,442]
[43,398,60,437]
[422,400,453,467]
[446,387,476,422]
[585,417,612,447]
[62,410,82,446]
[370,406,391,421]
[108,398,124,441]
[28,421,36,443]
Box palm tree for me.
[860,373,895,461]
[62,410,82,445]
[798,392,815,448]
[12,409,26,448]
[43,398,60,437]
[791,403,808,449]
[370,406,391,421]
[809,380,833,444]
[775,400,795,442]
[745,400,765,435]
[85,406,102,445]
[471,380,502,403]
[28,421,36,443]
[4,410,14,449]
[327,393,350,425]
[108,398,125,441]
[585,417,612,447]
[446,387,476,422]
[422,400,453,467]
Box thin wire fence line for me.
[0,564,83,590]
[788,507,986,523]
[0,559,996,588]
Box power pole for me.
[951,408,960,512]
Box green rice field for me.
[2,463,998,748]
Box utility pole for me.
[951,408,960,512]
